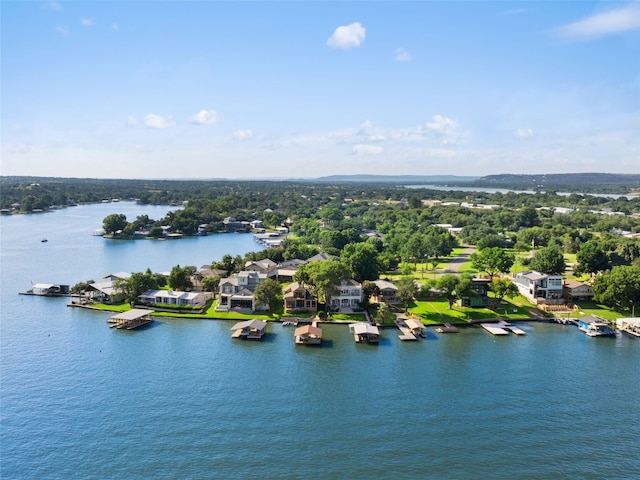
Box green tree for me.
[489,277,519,305]
[396,276,418,312]
[592,265,640,314]
[202,276,220,298]
[295,259,349,310]
[168,265,192,291]
[530,245,566,275]
[362,280,380,306]
[575,240,610,275]
[103,213,128,237]
[253,278,283,311]
[470,247,515,280]
[436,274,473,309]
[340,242,382,282]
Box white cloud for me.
[56,25,69,36]
[111,23,119,30]
[144,113,174,129]
[514,128,534,139]
[45,1,62,10]
[394,47,411,62]
[556,2,640,39]
[353,144,383,155]
[327,22,366,49]
[80,18,94,27]
[427,148,456,158]
[126,116,138,127]
[189,109,221,125]
[233,129,253,140]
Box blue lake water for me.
[1,203,639,479]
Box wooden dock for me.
[481,321,526,336]
[108,309,154,330]
[436,323,459,333]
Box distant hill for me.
[312,174,479,184]
[476,173,640,187]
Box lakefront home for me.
[562,279,594,302]
[514,270,564,304]
[371,279,399,305]
[283,282,318,313]
[217,271,267,312]
[330,279,363,311]
[138,289,209,307]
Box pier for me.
[108,309,154,330]
[481,321,526,336]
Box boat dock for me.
[395,315,417,341]
[481,321,526,336]
[108,309,154,330]
[436,323,459,333]
[616,318,640,337]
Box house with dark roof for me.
[283,282,317,313]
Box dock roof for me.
[350,322,379,335]
[294,325,323,337]
[230,319,267,331]
[109,309,154,321]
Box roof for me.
[109,309,154,321]
[405,318,424,330]
[373,279,397,291]
[230,319,267,331]
[89,281,117,295]
[349,322,379,335]
[579,315,608,325]
[564,279,589,289]
[294,325,323,337]
[517,271,546,281]
[307,252,333,262]
[33,283,55,289]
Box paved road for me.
[444,246,475,273]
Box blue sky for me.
[1,1,639,179]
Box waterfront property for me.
[107,309,154,330]
[349,322,380,343]
[217,271,267,312]
[294,323,323,345]
[283,281,318,314]
[371,279,400,305]
[459,277,491,308]
[514,271,564,305]
[138,289,210,307]
[230,319,268,339]
[616,318,640,337]
[562,279,594,302]
[578,315,616,337]
[330,279,363,312]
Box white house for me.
[330,279,363,311]
[138,289,209,307]
[514,271,564,304]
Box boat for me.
[578,316,616,337]
[41,238,48,242]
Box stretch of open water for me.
[1,203,639,479]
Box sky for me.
[1,1,639,179]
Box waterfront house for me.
[230,319,267,339]
[459,277,491,307]
[306,252,333,263]
[371,279,400,305]
[349,322,380,343]
[245,258,277,275]
[217,271,267,312]
[283,282,318,313]
[138,289,209,307]
[330,279,363,311]
[294,324,323,345]
[562,279,593,302]
[514,271,564,304]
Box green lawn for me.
[408,299,497,325]
[572,301,627,321]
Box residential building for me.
[217,271,267,312]
[283,282,317,313]
[330,279,363,311]
[514,270,564,304]
[459,277,491,308]
[138,289,209,307]
[562,279,593,301]
[371,279,399,304]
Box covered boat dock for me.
[108,309,154,330]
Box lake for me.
[1,203,638,479]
